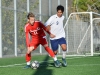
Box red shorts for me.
[29,36,48,49]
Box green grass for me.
[0,55,100,75]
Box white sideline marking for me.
[69,64,100,66]
[0,63,100,68]
[0,63,26,67]
[0,56,99,68]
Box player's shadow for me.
[32,55,54,75]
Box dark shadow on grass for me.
[32,55,54,75]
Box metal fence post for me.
[0,0,2,58]
[90,12,93,56]
[14,0,17,56]
[27,0,29,12]
[39,0,42,54]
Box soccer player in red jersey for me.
[24,12,61,69]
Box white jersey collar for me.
[55,14,63,18]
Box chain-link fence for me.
[0,0,68,57]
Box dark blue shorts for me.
[50,37,67,51]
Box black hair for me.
[57,5,64,12]
[27,12,35,19]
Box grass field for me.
[0,55,100,75]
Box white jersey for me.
[45,14,65,40]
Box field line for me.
[0,56,98,68]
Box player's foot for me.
[54,60,61,67]
[62,58,67,67]
[23,65,31,69]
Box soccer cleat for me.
[23,65,31,69]
[54,60,61,67]
[62,58,67,67]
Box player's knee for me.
[61,44,67,51]
[27,50,31,54]
[61,45,67,51]
[30,46,34,51]
[43,44,48,48]
[27,46,34,54]
[54,51,58,55]
[63,48,67,51]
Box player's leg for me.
[24,46,34,69]
[44,44,55,57]
[41,38,61,67]
[61,44,67,59]
[61,44,67,67]
[59,37,67,67]
[50,39,62,67]
[50,39,58,56]
[43,44,61,67]
[24,43,39,69]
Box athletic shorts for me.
[29,36,47,50]
[50,37,67,51]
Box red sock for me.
[26,53,31,62]
[45,46,55,57]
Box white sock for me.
[27,61,30,65]
[55,54,57,58]
[53,56,57,61]
[62,50,66,59]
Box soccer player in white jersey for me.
[45,5,67,67]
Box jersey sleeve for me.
[40,22,51,35]
[63,16,65,20]
[24,25,30,47]
[45,16,54,26]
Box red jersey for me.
[24,21,50,47]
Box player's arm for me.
[24,25,30,47]
[45,16,54,31]
[46,25,51,31]
[40,22,55,38]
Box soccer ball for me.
[31,60,40,69]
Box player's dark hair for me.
[57,5,64,12]
[27,12,35,19]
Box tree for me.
[73,0,100,13]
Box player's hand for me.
[46,25,51,31]
[50,34,56,38]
